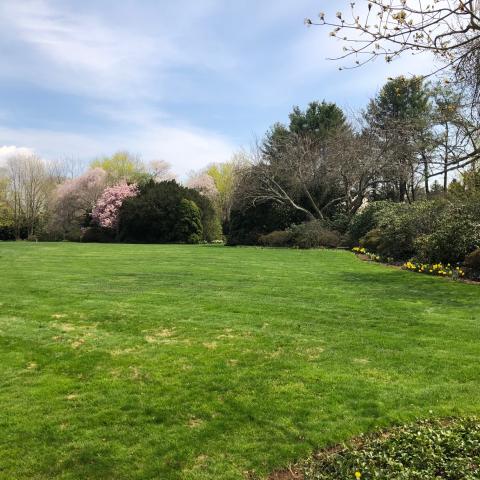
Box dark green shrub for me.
[348,201,391,245]
[64,229,83,242]
[359,228,383,252]
[290,221,342,249]
[118,180,219,243]
[226,202,304,246]
[81,226,115,243]
[464,248,480,271]
[327,212,350,235]
[0,225,15,241]
[258,230,293,247]
[374,200,446,260]
[175,199,203,244]
[413,203,480,264]
[303,417,480,480]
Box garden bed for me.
[353,250,480,285]
[269,417,480,480]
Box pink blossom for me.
[186,173,218,199]
[51,168,107,232]
[92,182,139,229]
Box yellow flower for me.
[355,472,362,479]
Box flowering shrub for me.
[403,261,465,278]
[92,183,139,229]
[353,247,468,279]
[352,247,381,262]
[185,173,218,199]
[365,252,381,262]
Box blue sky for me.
[0,0,434,176]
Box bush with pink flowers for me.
[92,183,139,230]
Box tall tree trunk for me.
[422,153,430,197]
[399,179,407,202]
[443,156,448,193]
[443,141,449,194]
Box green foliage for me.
[0,197,15,240]
[0,225,15,241]
[289,101,347,139]
[412,198,480,264]
[352,197,480,264]
[227,201,304,246]
[303,417,480,480]
[205,159,243,223]
[258,230,293,247]
[325,212,351,235]
[0,176,14,239]
[118,180,218,243]
[367,75,431,124]
[348,202,391,245]
[365,76,432,201]
[464,248,480,272]
[461,168,480,192]
[90,151,146,184]
[359,228,383,252]
[258,222,343,249]
[81,226,115,243]
[198,203,222,243]
[373,201,444,260]
[261,122,291,162]
[175,199,203,244]
[290,221,342,249]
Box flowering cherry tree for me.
[92,182,139,229]
[51,167,107,235]
[186,173,218,199]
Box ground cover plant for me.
[1,243,480,479]
[302,417,480,480]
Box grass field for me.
[1,243,479,479]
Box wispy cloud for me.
[0,123,235,178]
[0,0,173,100]
[0,0,435,175]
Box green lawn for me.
[0,243,479,479]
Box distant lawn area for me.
[1,243,480,479]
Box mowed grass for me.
[0,243,479,479]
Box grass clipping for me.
[302,417,480,480]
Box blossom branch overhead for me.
[305,1,480,73]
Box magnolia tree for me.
[91,182,139,229]
[51,167,107,237]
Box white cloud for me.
[0,0,445,175]
[0,124,235,178]
[0,146,36,166]
[0,0,240,174]
[0,0,238,102]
